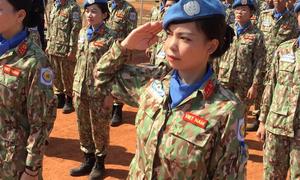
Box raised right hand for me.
[121,21,162,51]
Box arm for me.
[258,49,278,123]
[208,102,247,179]
[25,59,56,169]
[68,5,82,56]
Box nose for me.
[165,35,178,53]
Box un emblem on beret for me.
[183,0,200,16]
[88,0,95,4]
[241,0,247,5]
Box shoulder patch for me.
[40,68,54,86]
[72,11,80,21]
[149,80,165,98]
[237,118,245,142]
[129,12,137,21]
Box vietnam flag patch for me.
[183,112,208,129]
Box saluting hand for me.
[121,21,162,51]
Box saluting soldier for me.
[93,0,248,178]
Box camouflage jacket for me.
[223,3,235,26]
[107,0,137,40]
[257,9,298,75]
[216,23,266,87]
[149,3,162,22]
[94,42,248,179]
[73,25,116,98]
[46,0,82,57]
[0,38,56,177]
[259,39,300,137]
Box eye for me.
[180,36,191,41]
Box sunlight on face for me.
[234,6,252,25]
[164,22,213,72]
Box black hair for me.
[7,0,32,27]
[166,15,234,58]
[194,15,234,58]
[86,3,110,21]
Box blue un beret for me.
[295,0,300,13]
[83,0,107,9]
[163,0,226,29]
[232,0,256,10]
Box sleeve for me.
[252,34,267,85]
[68,5,82,54]
[25,59,56,167]
[93,41,169,107]
[208,102,247,179]
[258,48,279,123]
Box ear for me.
[16,9,26,25]
[207,39,219,55]
[103,12,108,20]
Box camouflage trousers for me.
[73,95,110,157]
[48,55,75,97]
[263,131,300,179]
[0,138,43,180]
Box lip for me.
[166,55,180,62]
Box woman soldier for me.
[0,0,56,179]
[215,0,266,131]
[256,0,300,178]
[94,0,248,178]
[69,0,116,179]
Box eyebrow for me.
[166,29,195,36]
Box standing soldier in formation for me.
[215,0,266,128]
[94,0,248,178]
[149,0,163,22]
[222,0,236,25]
[46,0,82,114]
[256,1,300,178]
[106,0,138,126]
[0,0,56,179]
[69,0,116,179]
[250,0,298,130]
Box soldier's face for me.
[273,0,286,9]
[164,1,176,11]
[85,4,107,27]
[0,0,26,38]
[234,6,252,25]
[164,22,218,72]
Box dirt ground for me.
[42,1,264,179]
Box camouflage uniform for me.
[107,0,138,40]
[257,9,297,109]
[0,37,56,179]
[28,27,42,47]
[223,2,235,26]
[149,2,162,22]
[73,25,116,157]
[259,39,300,179]
[216,23,266,106]
[94,42,248,179]
[46,0,82,97]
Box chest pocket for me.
[277,60,295,86]
[162,115,219,169]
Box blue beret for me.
[83,0,107,9]
[163,0,226,29]
[232,0,256,10]
[295,0,300,13]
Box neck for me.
[177,65,207,85]
[1,25,23,40]
[92,22,103,30]
[275,6,286,13]
[237,21,250,27]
